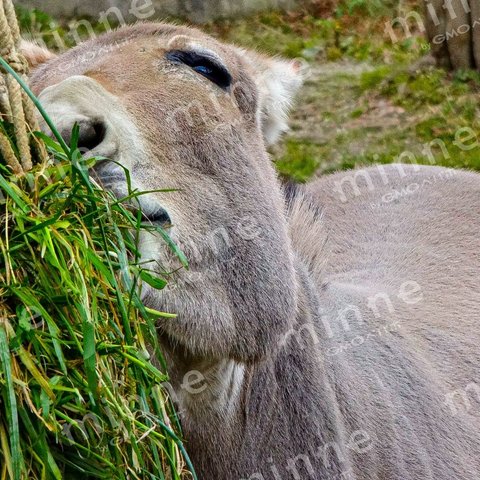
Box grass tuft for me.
[0,58,195,480]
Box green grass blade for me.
[0,324,24,480]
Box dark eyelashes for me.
[166,50,232,90]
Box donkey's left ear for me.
[236,48,304,145]
[20,40,57,70]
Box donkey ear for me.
[20,40,57,70]
[236,48,304,145]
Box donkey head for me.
[25,23,303,363]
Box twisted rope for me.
[0,0,47,175]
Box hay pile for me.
[0,1,194,479]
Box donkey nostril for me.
[61,120,107,152]
[77,121,106,151]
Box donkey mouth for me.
[140,207,172,226]
[91,165,172,228]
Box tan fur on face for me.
[29,23,480,480]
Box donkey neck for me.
[166,259,350,480]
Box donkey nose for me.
[36,75,117,157]
[60,119,107,152]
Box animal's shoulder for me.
[288,166,480,477]
[290,163,480,309]
[289,163,480,396]
[293,164,480,265]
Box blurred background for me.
[14,0,480,181]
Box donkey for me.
[23,23,480,480]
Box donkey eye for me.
[166,50,232,90]
[193,65,213,76]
